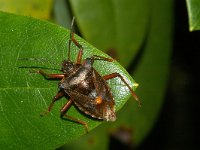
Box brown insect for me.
[35,18,140,132]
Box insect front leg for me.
[40,91,65,116]
[33,70,64,79]
[103,73,141,106]
[60,99,89,133]
[69,17,112,65]
[70,32,84,64]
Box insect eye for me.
[62,61,74,73]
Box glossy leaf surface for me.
[186,0,200,31]
[0,12,138,149]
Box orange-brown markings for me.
[95,96,103,104]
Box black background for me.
[138,0,200,149]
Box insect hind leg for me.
[60,99,89,133]
[103,73,141,106]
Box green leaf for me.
[69,0,150,67]
[0,12,138,149]
[186,0,200,31]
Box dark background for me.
[138,1,200,149]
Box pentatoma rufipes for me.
[33,18,140,132]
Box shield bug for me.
[33,18,140,132]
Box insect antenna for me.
[68,17,75,61]
[18,66,60,71]
[18,58,60,70]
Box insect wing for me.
[92,70,116,121]
[68,90,104,119]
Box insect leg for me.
[67,17,75,61]
[91,55,113,62]
[71,33,83,64]
[103,73,141,106]
[60,100,89,133]
[83,55,113,67]
[40,91,65,116]
[69,17,112,64]
[33,70,64,79]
